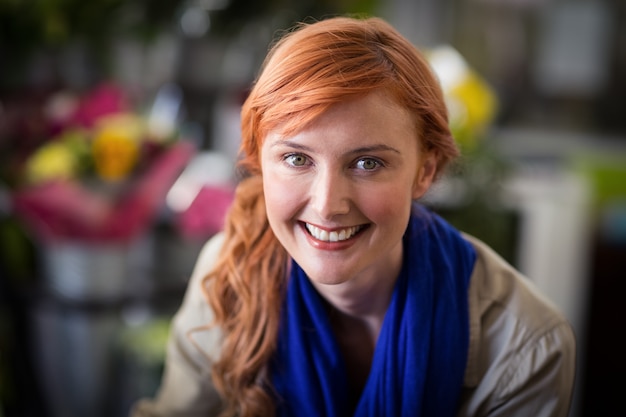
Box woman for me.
[132,16,576,417]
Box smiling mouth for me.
[304,223,366,242]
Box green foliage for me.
[0,217,36,283]
[118,317,171,367]
[0,0,124,48]
[0,0,186,88]
[0,0,381,87]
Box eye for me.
[284,153,309,167]
[354,157,381,171]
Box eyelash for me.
[283,153,310,167]
[354,157,383,171]
[282,153,385,172]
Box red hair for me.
[202,16,458,417]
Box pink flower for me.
[70,82,130,128]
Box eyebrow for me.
[271,139,402,155]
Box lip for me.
[299,221,367,251]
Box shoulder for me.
[193,232,227,283]
[459,234,576,416]
[130,233,227,416]
[170,232,226,362]
[176,231,225,324]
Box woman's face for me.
[261,91,435,290]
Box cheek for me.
[262,171,305,223]
[358,181,414,224]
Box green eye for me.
[286,154,308,166]
[356,158,380,170]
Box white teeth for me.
[305,223,362,242]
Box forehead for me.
[264,91,418,148]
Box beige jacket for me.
[131,233,576,417]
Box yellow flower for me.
[428,46,498,149]
[25,140,78,184]
[92,113,145,181]
[449,71,498,147]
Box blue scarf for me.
[270,205,477,417]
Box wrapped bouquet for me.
[5,82,195,243]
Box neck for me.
[311,268,398,341]
[310,240,404,345]
[312,246,402,319]
[328,303,385,345]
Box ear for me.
[412,153,437,199]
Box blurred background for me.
[1,0,625,416]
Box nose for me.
[310,166,351,219]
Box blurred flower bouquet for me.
[4,82,195,243]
